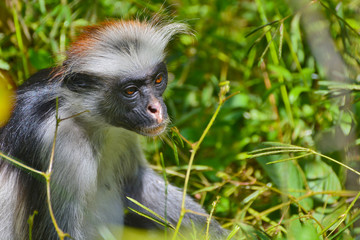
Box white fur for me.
[0,167,19,239]
[37,105,146,239]
[65,21,187,78]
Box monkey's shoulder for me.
[19,68,59,89]
[0,68,60,151]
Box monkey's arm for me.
[124,166,228,239]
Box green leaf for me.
[128,207,170,229]
[201,84,214,107]
[245,20,279,37]
[313,205,347,231]
[226,225,240,240]
[268,64,293,81]
[287,216,321,240]
[29,49,53,70]
[237,223,271,240]
[304,160,341,204]
[289,87,309,104]
[192,184,221,195]
[256,154,313,210]
[172,141,180,166]
[0,59,10,70]
[126,197,175,229]
[339,110,352,136]
[227,93,249,108]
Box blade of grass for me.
[249,149,308,158]
[128,207,173,229]
[126,197,175,229]
[160,152,169,239]
[266,153,313,164]
[324,191,360,237]
[12,5,29,82]
[226,225,240,240]
[249,146,305,154]
[245,20,279,37]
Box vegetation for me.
[0,0,360,239]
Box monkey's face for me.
[64,62,169,136]
[98,62,169,136]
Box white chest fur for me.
[85,127,145,237]
[41,118,145,239]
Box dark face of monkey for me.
[63,62,169,136]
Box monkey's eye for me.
[124,87,137,96]
[155,74,163,84]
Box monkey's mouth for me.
[137,123,167,137]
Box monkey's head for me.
[59,20,187,136]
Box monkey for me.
[0,20,228,239]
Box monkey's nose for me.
[147,102,163,124]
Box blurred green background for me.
[1,0,360,239]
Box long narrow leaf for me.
[266,153,313,164]
[226,225,240,240]
[126,197,175,229]
[245,20,279,37]
[128,207,172,229]
[250,149,308,158]
[249,146,305,154]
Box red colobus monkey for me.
[0,20,227,239]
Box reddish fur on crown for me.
[50,18,187,79]
[53,20,149,80]
[67,20,147,58]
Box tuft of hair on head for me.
[58,19,188,79]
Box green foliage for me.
[1,0,360,239]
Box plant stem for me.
[172,84,235,239]
[45,98,70,240]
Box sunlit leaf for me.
[289,87,310,104]
[0,59,10,70]
[257,154,313,210]
[287,216,320,240]
[29,49,53,70]
[313,205,347,231]
[304,160,341,204]
[339,110,353,136]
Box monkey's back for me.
[0,69,61,239]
